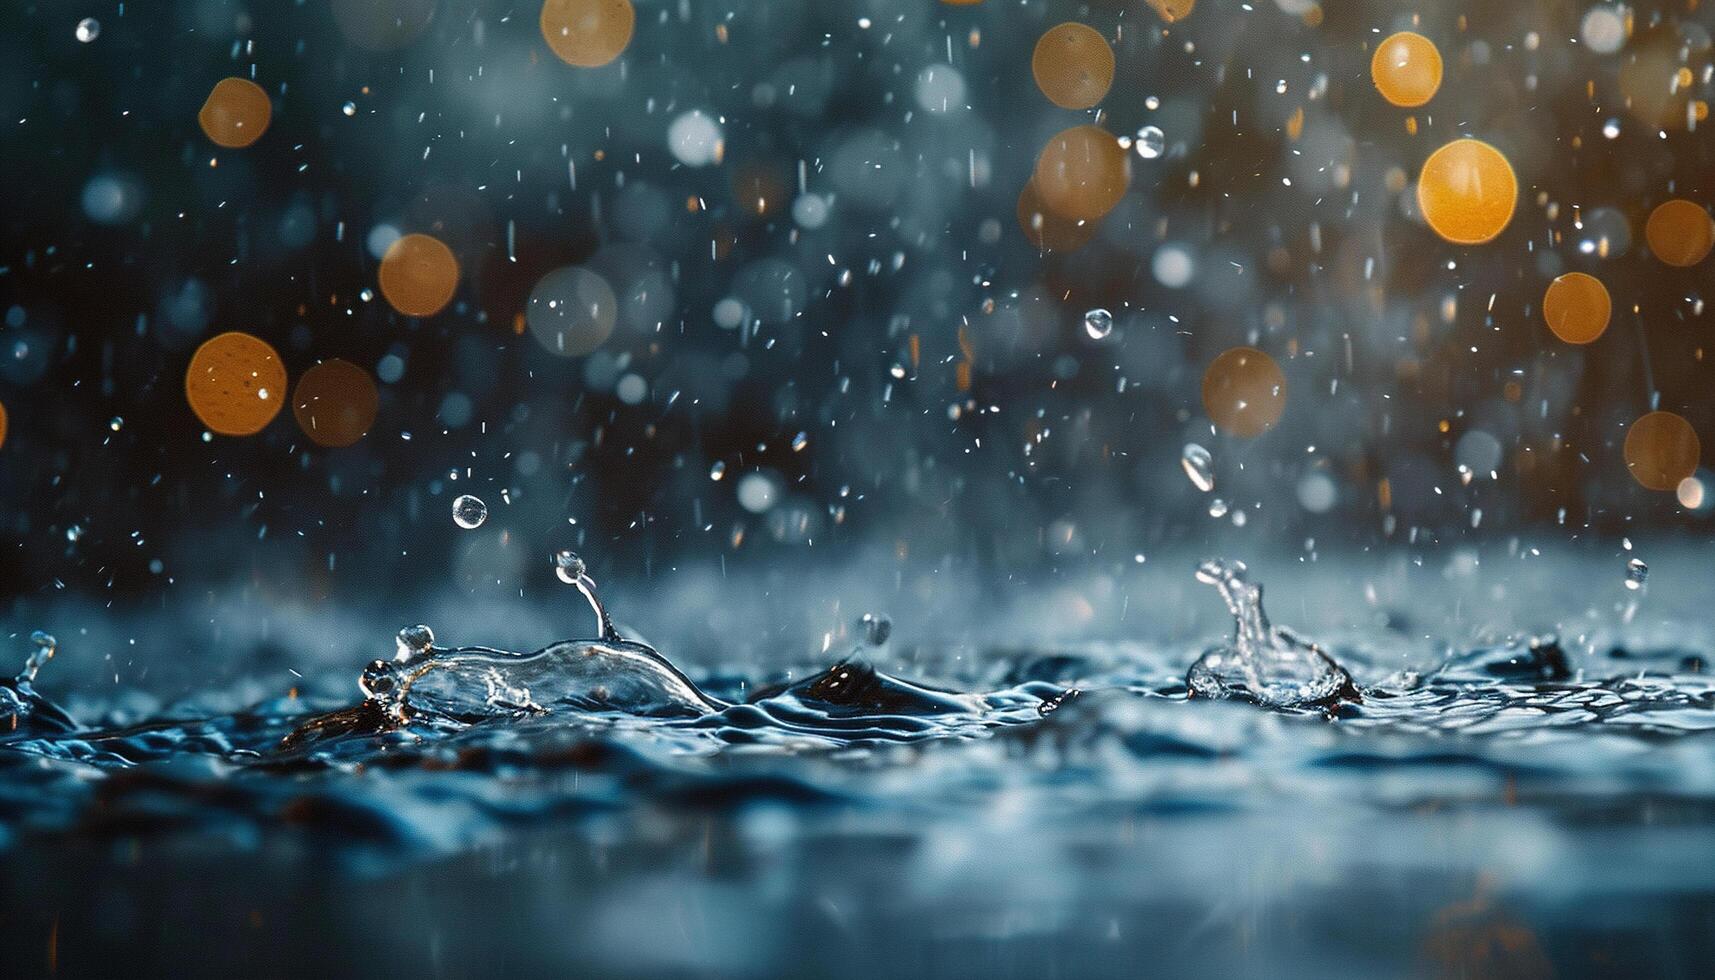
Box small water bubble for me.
[451,494,488,529]
[1601,118,1621,139]
[1181,443,1215,492]
[791,431,809,452]
[1082,308,1113,340]
[554,549,587,585]
[342,101,357,117]
[859,613,892,646]
[1624,557,1649,591]
[709,460,727,481]
[1208,498,1229,518]
[75,17,99,42]
[108,416,123,431]
[1135,125,1166,159]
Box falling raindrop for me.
[1624,557,1649,591]
[1135,125,1165,159]
[1083,308,1114,340]
[859,613,893,646]
[451,494,488,529]
[1181,444,1215,493]
[75,18,99,42]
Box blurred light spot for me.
[737,471,779,513]
[615,373,647,405]
[1416,139,1516,245]
[366,224,402,260]
[378,233,459,317]
[1202,347,1286,437]
[1581,6,1627,54]
[376,353,406,384]
[292,358,379,448]
[712,297,747,330]
[1297,470,1336,513]
[1032,125,1129,221]
[527,266,617,356]
[81,174,141,224]
[1031,23,1113,110]
[1644,199,1714,267]
[1455,430,1503,476]
[540,0,635,68]
[914,63,967,113]
[1542,272,1611,344]
[1370,32,1442,108]
[667,110,723,167]
[185,332,287,436]
[791,194,830,229]
[438,392,473,428]
[1624,411,1701,491]
[1152,243,1195,288]
[198,77,272,149]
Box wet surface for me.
[4,556,1714,977]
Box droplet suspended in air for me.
[1416,139,1517,245]
[553,549,587,585]
[342,101,357,116]
[1181,443,1215,492]
[1134,125,1165,160]
[75,17,100,42]
[859,613,893,647]
[1624,557,1649,591]
[452,494,489,529]
[1083,308,1113,339]
[1370,32,1443,108]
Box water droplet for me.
[108,416,123,431]
[1083,308,1113,339]
[1601,118,1621,139]
[1135,125,1165,159]
[859,613,893,646]
[1208,498,1229,518]
[1181,443,1215,492]
[342,101,357,116]
[709,460,727,481]
[20,631,57,684]
[1625,557,1649,591]
[452,494,488,529]
[553,549,587,585]
[395,624,435,661]
[75,17,99,42]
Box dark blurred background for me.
[3,1,1713,650]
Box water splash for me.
[0,631,78,736]
[19,630,56,684]
[1186,559,1356,708]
